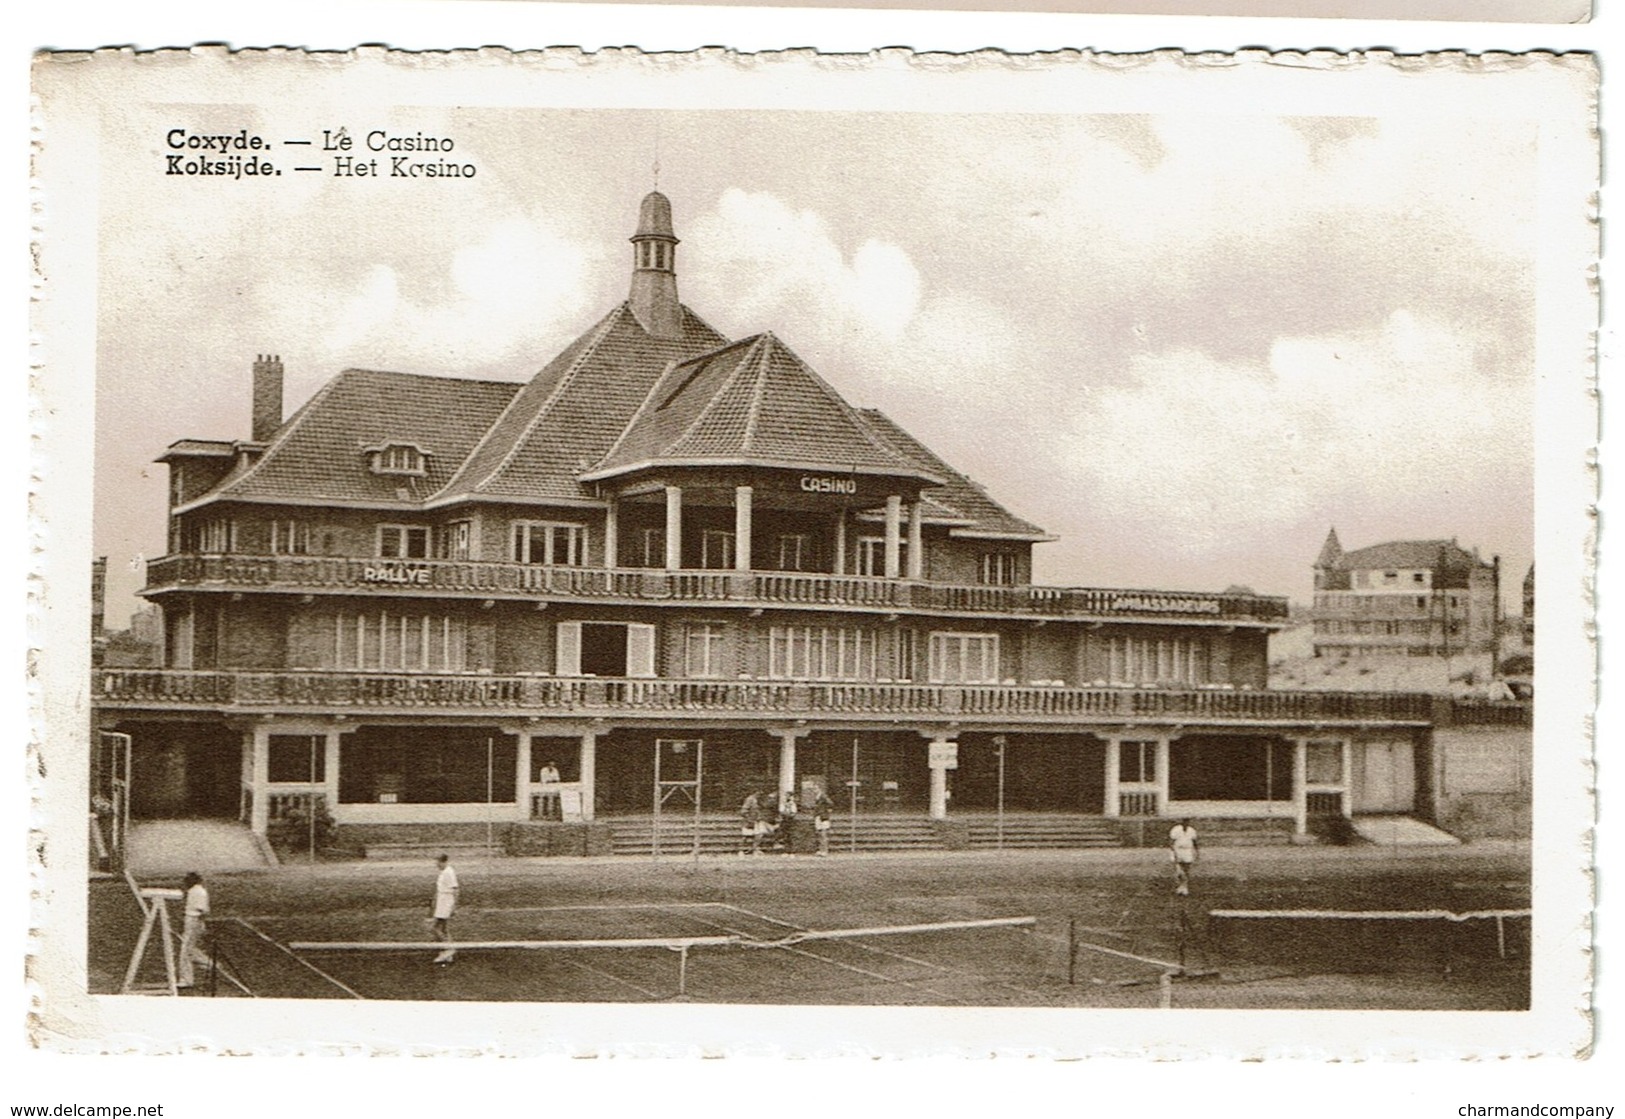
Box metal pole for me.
[652,740,662,861]
[995,735,1006,850]
[486,737,494,863]
[849,736,859,854]
[693,741,703,863]
[1067,916,1076,985]
[308,734,317,866]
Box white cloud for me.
[314,217,593,372]
[1070,310,1529,551]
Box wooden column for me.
[1103,737,1121,818]
[515,730,533,820]
[322,727,342,815]
[833,514,847,575]
[664,486,683,571]
[1154,737,1172,818]
[927,734,956,820]
[907,500,923,580]
[578,729,598,822]
[734,486,753,573]
[1292,737,1308,836]
[603,500,619,570]
[777,730,799,799]
[248,725,271,835]
[884,495,902,579]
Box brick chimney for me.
[252,354,284,443]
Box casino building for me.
[92,192,1437,854]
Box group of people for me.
[738,788,835,856]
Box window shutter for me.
[626,623,657,678]
[555,621,582,676]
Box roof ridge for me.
[665,335,767,460]
[446,305,627,499]
[210,369,353,501]
[758,335,913,471]
[740,340,769,453]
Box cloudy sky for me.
[92,98,1538,626]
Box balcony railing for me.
[95,669,1433,724]
[142,553,1290,624]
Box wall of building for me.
[1429,724,1532,839]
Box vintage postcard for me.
[29,44,1596,1058]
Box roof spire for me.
[629,191,683,339]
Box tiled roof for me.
[856,409,1050,539]
[437,303,729,503]
[195,369,520,508]
[1336,539,1489,572]
[588,333,930,480]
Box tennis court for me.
[93,843,1531,1009]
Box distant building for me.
[1312,529,1500,660]
[1522,563,1535,648]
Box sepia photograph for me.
[29,43,1595,1058]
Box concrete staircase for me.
[125,820,275,876]
[607,814,944,855]
[966,816,1121,849]
[1351,815,1462,847]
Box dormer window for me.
[367,442,429,477]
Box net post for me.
[677,944,690,996]
[1496,915,1507,959]
[1158,970,1173,1009]
[1067,917,1076,986]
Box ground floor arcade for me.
[100,716,1424,839]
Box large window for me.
[1118,740,1158,784]
[684,623,727,678]
[857,536,907,577]
[638,528,665,568]
[769,626,881,680]
[270,519,313,555]
[511,521,588,566]
[377,525,430,559]
[555,621,656,678]
[776,533,810,572]
[979,552,1019,586]
[1107,636,1212,685]
[193,518,237,554]
[435,520,472,560]
[334,611,468,671]
[927,632,1000,684]
[701,529,736,569]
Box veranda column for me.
[884,495,903,579]
[833,514,847,575]
[1340,738,1354,819]
[734,485,753,573]
[907,500,923,580]
[322,727,342,818]
[1153,737,1172,818]
[664,486,683,571]
[603,500,619,570]
[927,735,955,820]
[1291,737,1308,837]
[1103,737,1121,818]
[248,724,271,835]
[578,729,598,822]
[777,730,799,800]
[515,729,533,820]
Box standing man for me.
[813,791,834,856]
[176,871,210,990]
[431,853,459,964]
[536,760,563,820]
[739,790,764,856]
[1168,818,1199,896]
